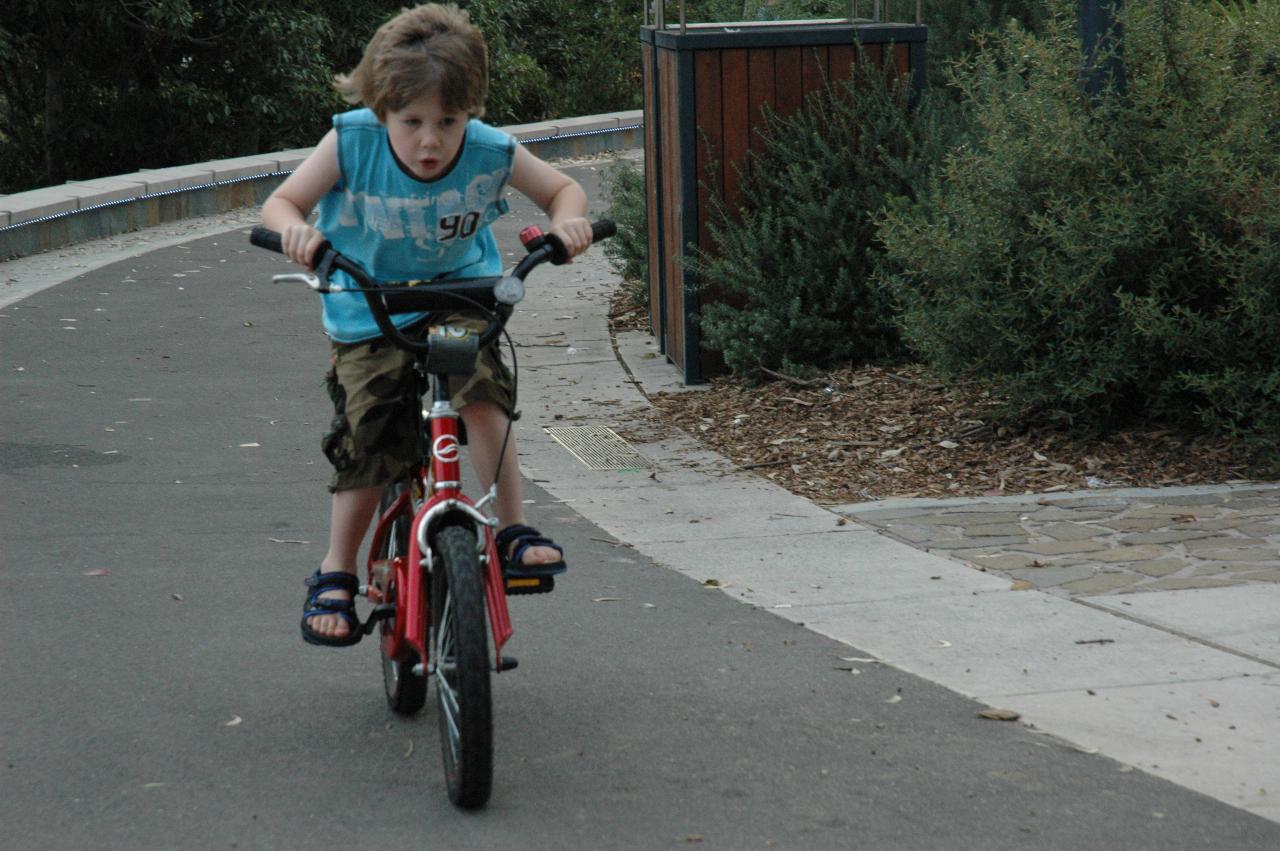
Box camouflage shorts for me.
[322,313,515,493]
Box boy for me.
[262,3,593,647]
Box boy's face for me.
[384,92,468,181]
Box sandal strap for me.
[496,524,565,575]
[304,596,356,614]
[304,570,359,594]
[495,524,544,552]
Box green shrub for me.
[601,161,650,310]
[875,0,1280,457]
[460,0,643,125]
[694,61,966,379]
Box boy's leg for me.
[308,336,419,642]
[460,400,561,567]
[308,484,383,641]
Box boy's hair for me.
[335,4,488,119]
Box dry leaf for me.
[224,716,243,727]
[1010,580,1035,591]
[83,568,110,576]
[702,578,723,588]
[268,538,310,544]
[885,694,903,704]
[172,593,184,602]
[977,708,1021,721]
[404,740,415,759]
[593,597,622,603]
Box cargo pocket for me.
[321,366,355,473]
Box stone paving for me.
[840,485,1280,597]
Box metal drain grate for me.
[544,425,652,471]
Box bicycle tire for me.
[430,523,493,809]
[377,483,427,714]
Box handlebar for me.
[248,220,615,356]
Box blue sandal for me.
[496,524,567,579]
[301,570,363,647]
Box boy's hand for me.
[281,223,327,269]
[549,217,593,262]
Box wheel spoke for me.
[434,583,462,758]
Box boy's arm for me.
[261,130,342,268]
[508,145,592,259]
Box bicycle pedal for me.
[360,603,396,634]
[504,575,555,596]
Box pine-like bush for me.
[694,60,964,378]
[876,0,1280,458]
[601,160,650,310]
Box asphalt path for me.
[3,165,1279,849]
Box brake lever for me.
[270,246,344,293]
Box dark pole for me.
[1080,0,1126,98]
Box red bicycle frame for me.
[365,397,513,673]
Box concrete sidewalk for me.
[506,244,1280,824]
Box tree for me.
[0,1,383,192]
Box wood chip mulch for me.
[608,289,1258,504]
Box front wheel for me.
[430,523,493,809]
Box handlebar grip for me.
[591,219,617,242]
[544,219,617,265]
[249,226,283,254]
[249,225,331,269]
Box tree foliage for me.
[0,1,392,192]
[0,0,645,193]
[875,0,1280,455]
[457,0,643,125]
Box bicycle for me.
[250,219,615,809]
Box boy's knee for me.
[460,400,506,428]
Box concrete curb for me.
[0,110,642,262]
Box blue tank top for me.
[314,109,515,343]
